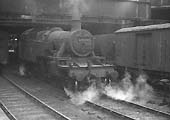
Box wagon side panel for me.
[151,31,162,71]
[164,29,170,72]
[116,33,135,68]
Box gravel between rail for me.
[3,69,133,120]
[95,95,170,120]
[0,76,70,120]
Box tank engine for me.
[19,27,117,91]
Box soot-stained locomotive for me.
[19,27,118,91]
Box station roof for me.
[115,23,170,33]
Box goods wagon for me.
[151,0,170,6]
[19,27,118,91]
[115,23,170,79]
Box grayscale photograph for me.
[0,0,170,120]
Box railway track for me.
[4,71,135,120]
[0,76,71,120]
[94,95,170,120]
[85,101,135,120]
[155,89,170,100]
[0,100,16,120]
[3,69,170,120]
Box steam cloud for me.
[64,72,154,106]
[64,83,99,105]
[19,64,26,76]
[63,0,89,19]
[104,72,135,102]
[134,74,153,104]
[104,72,154,105]
[24,0,39,15]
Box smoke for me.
[24,0,39,16]
[64,83,99,105]
[104,85,135,101]
[63,0,89,19]
[134,74,153,104]
[19,64,26,76]
[104,72,154,104]
[64,72,154,105]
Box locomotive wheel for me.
[64,78,77,92]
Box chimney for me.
[71,12,81,31]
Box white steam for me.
[104,85,135,101]
[19,64,26,76]
[24,0,39,16]
[63,0,89,19]
[64,72,154,105]
[64,84,99,105]
[104,72,154,104]
[104,72,135,102]
[134,74,153,104]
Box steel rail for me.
[0,100,17,120]
[103,95,170,119]
[86,101,135,120]
[2,75,72,120]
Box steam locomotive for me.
[19,27,118,91]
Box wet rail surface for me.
[0,76,71,120]
[0,100,17,120]
[95,95,170,120]
[85,101,135,120]
[0,101,14,120]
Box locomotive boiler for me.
[19,27,117,91]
